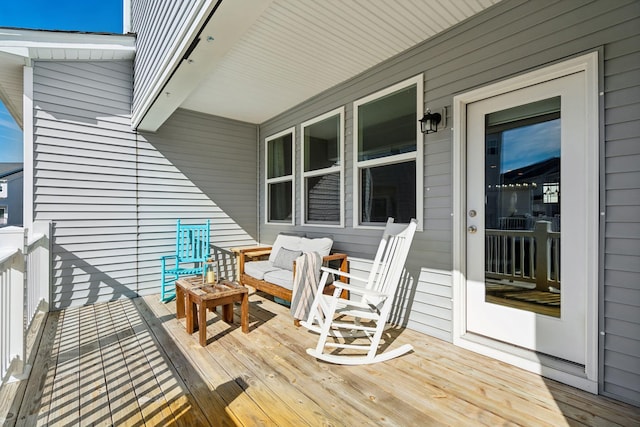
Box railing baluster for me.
[485,220,560,289]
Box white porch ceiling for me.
[178,0,502,125]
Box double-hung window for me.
[353,75,423,227]
[301,108,344,226]
[265,127,295,224]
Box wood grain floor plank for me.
[46,307,81,426]
[142,295,279,426]
[134,296,243,427]
[97,301,145,426]
[10,294,640,427]
[121,298,213,427]
[78,304,112,426]
[13,311,61,427]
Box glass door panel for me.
[484,97,562,318]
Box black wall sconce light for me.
[419,109,442,134]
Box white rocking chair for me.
[300,218,418,365]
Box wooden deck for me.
[4,291,640,426]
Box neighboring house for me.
[0,0,638,407]
[0,163,23,227]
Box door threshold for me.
[456,332,598,394]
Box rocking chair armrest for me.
[319,266,367,283]
[329,281,386,298]
[161,254,177,264]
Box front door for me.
[465,68,594,366]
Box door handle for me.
[468,225,477,234]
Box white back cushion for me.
[300,237,333,258]
[268,234,303,263]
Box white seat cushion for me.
[243,260,279,280]
[263,269,294,291]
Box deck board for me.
[5,292,640,426]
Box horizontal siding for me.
[130,0,206,121]
[602,7,640,404]
[136,109,258,293]
[256,0,640,405]
[34,62,259,309]
[33,61,139,309]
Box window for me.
[0,206,6,225]
[265,128,295,224]
[301,108,344,226]
[353,75,423,227]
[0,180,6,198]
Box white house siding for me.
[130,0,206,123]
[33,60,139,309]
[137,109,259,292]
[33,61,258,310]
[257,0,639,405]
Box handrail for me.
[0,221,51,386]
[26,232,45,249]
[0,248,20,265]
[485,220,560,291]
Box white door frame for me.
[451,52,599,393]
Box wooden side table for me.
[176,276,248,346]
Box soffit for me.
[179,0,502,124]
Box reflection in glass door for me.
[484,97,562,318]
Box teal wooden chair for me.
[160,219,211,302]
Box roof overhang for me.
[136,0,502,132]
[0,28,135,128]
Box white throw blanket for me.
[290,251,322,321]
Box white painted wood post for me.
[30,221,51,313]
[0,227,26,381]
[534,221,552,292]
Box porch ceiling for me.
[146,0,502,130]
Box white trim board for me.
[451,52,599,393]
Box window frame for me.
[352,75,424,229]
[300,107,345,228]
[265,127,296,225]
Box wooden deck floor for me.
[6,291,640,426]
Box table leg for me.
[187,294,197,334]
[222,303,234,323]
[176,284,185,319]
[240,292,248,333]
[199,301,207,346]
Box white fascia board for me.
[0,28,135,60]
[0,46,30,58]
[136,0,273,132]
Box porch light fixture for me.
[419,109,441,134]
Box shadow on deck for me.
[2,291,639,426]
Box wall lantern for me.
[419,109,442,134]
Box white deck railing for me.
[0,221,51,385]
[486,220,560,291]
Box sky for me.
[501,119,561,172]
[0,0,123,163]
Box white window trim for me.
[300,107,345,228]
[352,74,424,230]
[265,127,296,225]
